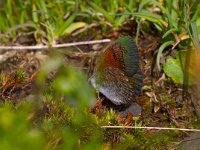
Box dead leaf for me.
[125,112,133,126]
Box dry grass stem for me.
[101,126,200,132]
[0,39,111,50]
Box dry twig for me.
[0,39,111,50]
[101,126,200,132]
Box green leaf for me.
[191,20,200,48]
[156,40,174,71]
[55,13,77,37]
[163,50,194,85]
[63,22,87,35]
[139,0,166,13]
[32,3,39,23]
[116,11,164,24]
[90,2,114,24]
[162,28,179,39]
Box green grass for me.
[0,0,200,149]
[0,0,199,67]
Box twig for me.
[101,126,200,132]
[0,39,111,50]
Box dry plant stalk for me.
[0,39,111,50]
[101,126,200,132]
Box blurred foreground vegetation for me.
[0,0,200,149]
[0,55,184,150]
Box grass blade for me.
[191,20,200,49]
[162,28,179,39]
[156,40,174,71]
[55,13,77,37]
[89,2,114,24]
